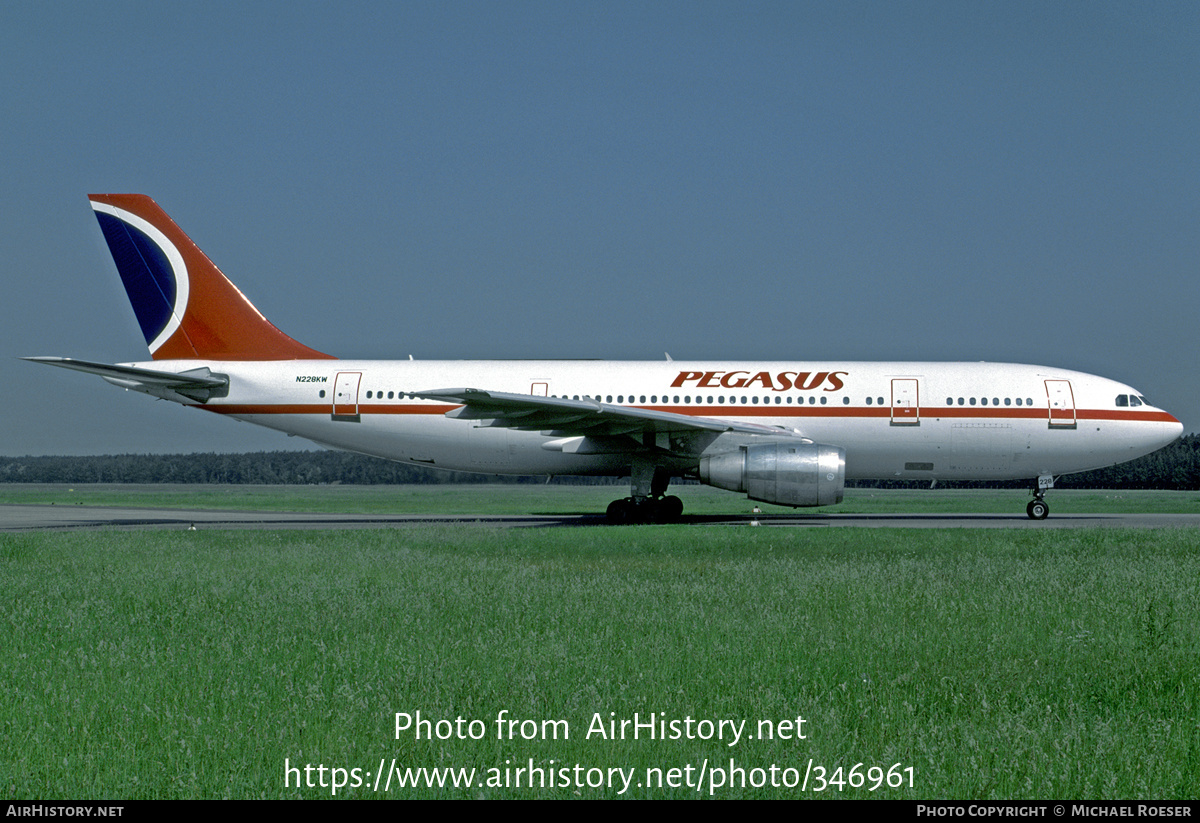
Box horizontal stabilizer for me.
[24,357,228,401]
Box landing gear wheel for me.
[656,495,683,523]
[642,495,684,523]
[605,495,684,524]
[1027,499,1049,520]
[606,498,635,525]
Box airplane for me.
[26,194,1184,523]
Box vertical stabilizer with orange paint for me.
[88,194,334,361]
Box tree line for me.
[2,435,1199,489]
[0,449,618,486]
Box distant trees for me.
[0,450,619,486]
[2,435,1198,488]
[1058,433,1200,490]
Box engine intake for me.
[699,442,845,508]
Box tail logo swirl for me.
[91,201,190,355]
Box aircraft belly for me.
[829,417,1147,482]
[228,412,628,475]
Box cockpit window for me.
[1129,395,1143,407]
[1116,395,1128,407]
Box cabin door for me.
[891,378,920,425]
[332,371,362,422]
[1045,380,1076,429]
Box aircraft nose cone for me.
[1156,412,1184,449]
[1169,417,1184,443]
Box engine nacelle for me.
[698,442,845,508]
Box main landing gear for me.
[1026,475,1055,520]
[605,460,684,524]
[606,494,683,525]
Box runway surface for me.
[4,503,1200,531]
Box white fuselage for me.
[122,359,1182,482]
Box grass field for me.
[1,486,1198,798]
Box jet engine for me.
[698,442,845,508]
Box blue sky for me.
[3,2,1197,455]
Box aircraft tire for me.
[606,498,635,525]
[655,495,683,523]
[1026,499,1049,520]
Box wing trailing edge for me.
[412,387,810,440]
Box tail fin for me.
[88,194,334,361]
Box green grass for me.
[2,524,1198,798]
[4,483,1200,516]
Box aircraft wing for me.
[24,357,228,401]
[413,387,807,442]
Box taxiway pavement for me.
[4,504,1200,531]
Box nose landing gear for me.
[1027,475,1054,520]
[1026,497,1049,520]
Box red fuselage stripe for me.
[196,403,1178,424]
